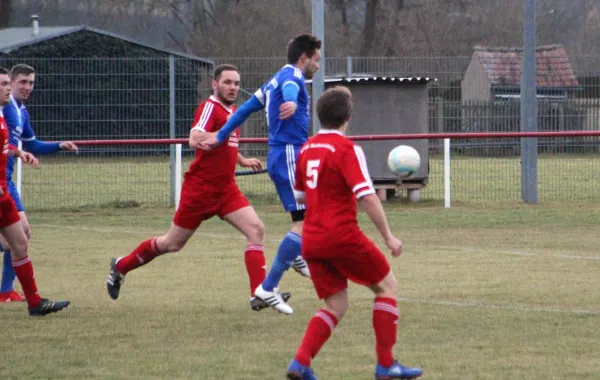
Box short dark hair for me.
[213,64,238,81]
[9,64,35,80]
[0,68,8,75]
[287,34,322,64]
[317,86,353,129]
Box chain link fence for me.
[1,56,598,210]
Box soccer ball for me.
[387,145,420,178]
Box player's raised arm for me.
[198,92,265,151]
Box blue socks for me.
[1,249,16,293]
[262,232,302,291]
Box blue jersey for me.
[255,64,310,147]
[2,95,36,182]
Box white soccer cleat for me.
[292,256,310,278]
[254,284,293,315]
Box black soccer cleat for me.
[28,298,70,317]
[251,290,291,311]
[107,258,125,300]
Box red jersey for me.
[0,113,10,199]
[294,130,376,244]
[185,96,240,187]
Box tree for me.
[0,0,13,28]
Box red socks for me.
[244,244,266,297]
[116,238,161,274]
[373,297,399,367]
[295,309,338,366]
[12,256,42,308]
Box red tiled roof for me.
[473,45,580,88]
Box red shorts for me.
[0,195,21,229]
[304,231,391,299]
[173,180,250,230]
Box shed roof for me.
[0,26,213,64]
[472,45,579,88]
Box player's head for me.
[317,86,353,131]
[287,33,321,79]
[212,64,240,106]
[0,68,12,106]
[9,64,35,102]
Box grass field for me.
[17,153,600,211]
[1,201,599,379]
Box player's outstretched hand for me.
[60,141,79,153]
[197,135,220,152]
[279,101,297,120]
[20,151,39,167]
[385,236,403,257]
[240,157,263,171]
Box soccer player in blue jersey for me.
[200,34,321,314]
[0,64,78,302]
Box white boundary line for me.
[434,245,600,261]
[397,297,600,316]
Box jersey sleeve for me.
[2,104,19,131]
[21,113,36,141]
[280,69,304,97]
[342,145,376,199]
[190,102,215,132]
[293,149,306,200]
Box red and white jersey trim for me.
[191,102,214,132]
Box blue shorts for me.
[267,144,306,213]
[7,181,24,212]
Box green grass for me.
[18,154,600,211]
[1,202,599,379]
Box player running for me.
[199,34,322,314]
[106,64,289,311]
[286,86,423,379]
[0,67,70,316]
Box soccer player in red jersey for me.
[106,64,289,310]
[286,86,422,379]
[0,67,70,316]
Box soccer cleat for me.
[287,359,319,380]
[291,256,310,278]
[28,298,70,316]
[375,361,423,379]
[0,290,25,302]
[250,288,291,311]
[254,284,293,315]
[107,258,125,300]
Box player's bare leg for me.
[224,206,291,312]
[0,222,69,316]
[0,212,30,302]
[368,272,422,379]
[107,223,195,300]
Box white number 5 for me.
[306,159,320,189]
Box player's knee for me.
[10,239,28,258]
[162,237,187,253]
[247,219,265,243]
[379,275,399,299]
[21,221,31,241]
